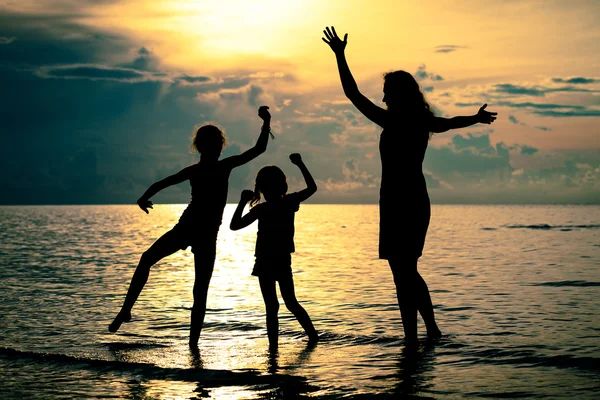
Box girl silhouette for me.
[230,153,319,349]
[323,26,497,345]
[109,106,274,347]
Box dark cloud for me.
[0,36,16,44]
[414,64,444,82]
[551,77,599,84]
[120,47,160,71]
[520,145,538,156]
[532,109,600,117]
[178,75,211,83]
[434,45,468,54]
[425,133,513,181]
[493,83,598,97]
[37,64,148,81]
[508,115,521,124]
[0,16,271,205]
[0,14,128,67]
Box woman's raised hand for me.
[322,26,347,55]
[477,104,498,124]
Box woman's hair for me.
[383,70,435,137]
[191,124,228,154]
[250,165,288,206]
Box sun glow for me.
[90,0,321,64]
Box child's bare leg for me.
[279,274,318,342]
[109,230,181,333]
[259,277,280,349]
[189,248,216,347]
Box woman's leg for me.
[189,245,216,347]
[279,274,318,341]
[414,270,441,338]
[109,229,182,332]
[390,258,441,343]
[389,258,419,345]
[259,277,280,349]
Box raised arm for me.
[323,26,387,127]
[429,104,497,133]
[289,153,317,203]
[224,106,273,169]
[230,190,260,230]
[137,166,192,213]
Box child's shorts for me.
[252,254,292,281]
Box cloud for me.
[508,115,522,125]
[493,83,598,97]
[37,64,150,81]
[520,145,538,156]
[34,63,213,85]
[551,77,599,84]
[414,64,444,82]
[120,47,160,71]
[532,109,600,117]
[0,37,16,44]
[434,45,468,53]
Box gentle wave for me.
[456,347,600,373]
[0,347,315,388]
[524,280,600,288]
[503,224,600,230]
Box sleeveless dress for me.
[172,161,232,253]
[378,120,430,261]
[251,193,301,280]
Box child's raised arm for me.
[230,190,260,230]
[137,166,193,214]
[289,153,317,203]
[223,106,273,169]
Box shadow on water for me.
[365,339,440,400]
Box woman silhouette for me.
[323,26,497,345]
[109,106,274,347]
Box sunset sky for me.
[1,0,599,204]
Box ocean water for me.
[1,204,599,399]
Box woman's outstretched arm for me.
[322,26,387,127]
[429,104,498,133]
[136,166,192,213]
[290,153,317,203]
[230,190,259,230]
[224,106,273,169]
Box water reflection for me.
[390,341,438,398]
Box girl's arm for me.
[230,190,260,230]
[429,104,497,133]
[323,26,387,127]
[289,153,317,203]
[223,106,273,169]
[137,166,192,214]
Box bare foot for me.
[108,310,131,333]
[427,326,442,339]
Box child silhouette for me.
[230,153,319,349]
[109,106,274,347]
